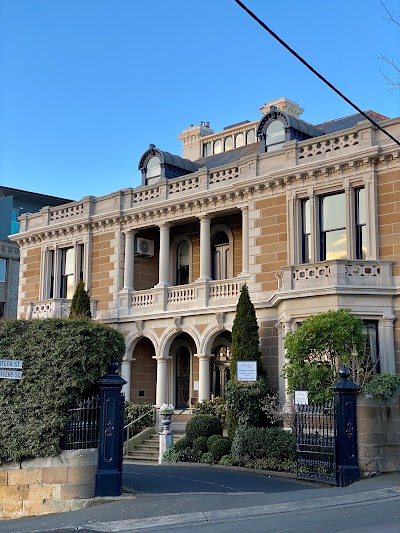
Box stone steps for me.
[124,433,184,463]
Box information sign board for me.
[237,361,257,382]
[294,390,309,405]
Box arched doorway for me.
[212,346,231,399]
[168,333,197,408]
[130,337,157,404]
[176,345,190,408]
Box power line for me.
[233,0,400,147]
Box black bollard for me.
[95,360,126,497]
[331,367,360,487]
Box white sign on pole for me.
[237,361,257,382]
[0,370,22,380]
[0,360,23,369]
[294,390,309,405]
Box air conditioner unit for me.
[134,237,155,257]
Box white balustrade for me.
[297,132,360,160]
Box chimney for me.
[178,122,214,161]
[260,97,304,118]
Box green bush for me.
[173,437,191,452]
[225,377,271,431]
[231,427,295,467]
[243,457,296,473]
[162,447,179,463]
[231,285,262,379]
[69,281,92,319]
[207,435,232,462]
[0,318,125,465]
[363,374,400,399]
[283,309,366,403]
[124,402,154,434]
[177,448,201,463]
[201,452,214,464]
[193,397,226,424]
[193,436,208,455]
[219,454,233,466]
[185,414,223,443]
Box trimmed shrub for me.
[207,435,232,462]
[69,281,92,319]
[363,374,400,399]
[193,397,226,424]
[193,436,208,455]
[231,427,295,467]
[219,454,233,466]
[177,448,201,463]
[185,414,222,443]
[0,318,125,465]
[201,452,214,464]
[231,285,262,379]
[163,447,179,463]
[225,377,271,432]
[173,437,191,452]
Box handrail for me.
[124,406,156,444]
[170,406,192,423]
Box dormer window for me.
[146,156,161,185]
[266,120,285,152]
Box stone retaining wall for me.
[357,391,400,475]
[0,449,97,519]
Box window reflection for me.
[246,129,255,144]
[235,133,244,148]
[356,188,367,259]
[320,193,347,260]
[214,139,222,154]
[224,136,233,151]
[266,120,285,151]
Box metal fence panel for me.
[61,394,100,450]
[296,402,336,485]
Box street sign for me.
[0,369,22,380]
[237,361,257,381]
[0,359,23,369]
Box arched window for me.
[146,156,161,185]
[246,129,255,144]
[235,133,244,148]
[224,136,233,151]
[266,120,285,152]
[212,232,229,280]
[203,142,212,157]
[176,240,189,285]
[214,139,222,154]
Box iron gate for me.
[295,402,336,484]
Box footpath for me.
[1,466,400,533]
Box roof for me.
[0,186,73,204]
[316,111,389,134]
[160,151,200,173]
[194,144,260,170]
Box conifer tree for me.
[69,281,92,319]
[230,284,262,379]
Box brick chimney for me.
[260,97,304,118]
[178,122,214,161]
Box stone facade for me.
[10,98,400,410]
[0,450,97,519]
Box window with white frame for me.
[355,188,367,260]
[176,241,189,285]
[301,199,311,264]
[60,247,75,299]
[319,192,347,261]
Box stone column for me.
[308,193,316,263]
[155,358,169,407]
[345,185,353,259]
[241,206,250,275]
[382,315,396,374]
[121,359,132,401]
[198,215,211,281]
[197,354,211,402]
[123,230,136,290]
[157,224,170,287]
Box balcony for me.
[28,298,97,319]
[117,278,246,317]
[277,260,394,293]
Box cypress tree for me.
[69,281,92,319]
[230,284,262,380]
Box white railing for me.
[132,291,154,307]
[29,299,71,319]
[209,279,243,299]
[297,132,360,160]
[277,260,393,292]
[167,286,195,304]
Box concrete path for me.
[1,465,399,533]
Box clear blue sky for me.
[1,0,399,201]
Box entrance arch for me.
[168,333,197,408]
[130,337,157,404]
[211,332,232,399]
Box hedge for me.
[0,318,125,465]
[185,414,223,443]
[231,427,296,466]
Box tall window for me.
[0,259,6,282]
[320,193,347,260]
[224,136,233,151]
[301,199,311,264]
[60,248,75,299]
[203,142,212,157]
[212,232,229,280]
[266,120,285,152]
[214,139,222,154]
[356,188,367,259]
[235,133,244,148]
[78,243,84,282]
[176,241,189,285]
[49,250,55,298]
[146,156,161,185]
[246,129,255,144]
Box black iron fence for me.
[295,401,336,484]
[61,394,101,450]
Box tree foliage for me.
[0,318,125,464]
[283,309,365,402]
[69,281,92,319]
[230,285,262,380]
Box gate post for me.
[95,360,126,497]
[331,367,360,487]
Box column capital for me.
[123,229,137,237]
[241,205,249,214]
[159,222,171,230]
[198,214,212,222]
[195,353,212,360]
